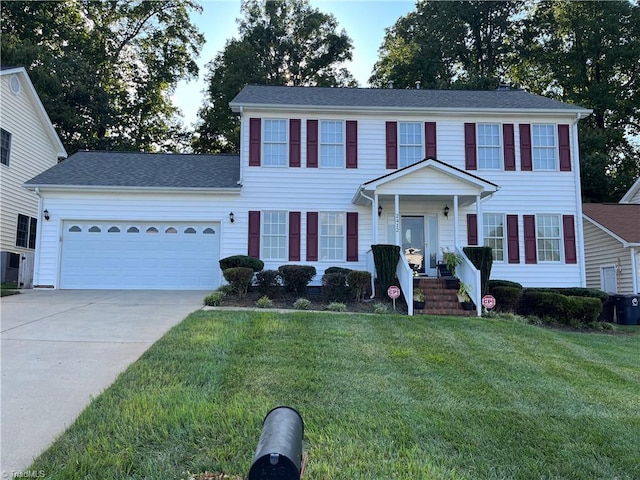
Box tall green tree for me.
[193,0,356,154]
[511,0,640,202]
[1,0,204,154]
[370,0,523,89]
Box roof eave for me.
[582,214,638,246]
[23,184,242,194]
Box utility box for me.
[249,406,304,480]
[612,294,640,325]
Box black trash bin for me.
[599,296,615,322]
[612,294,640,325]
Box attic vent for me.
[415,81,421,90]
[9,75,21,95]
[388,80,394,89]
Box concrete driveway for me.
[0,289,206,476]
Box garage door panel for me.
[60,222,220,290]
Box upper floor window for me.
[532,125,556,170]
[477,124,501,169]
[1,128,12,166]
[263,119,287,166]
[262,210,287,260]
[399,122,422,168]
[320,212,345,260]
[537,214,561,262]
[16,214,37,249]
[320,121,344,168]
[483,213,505,261]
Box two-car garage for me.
[59,221,221,290]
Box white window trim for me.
[482,213,505,262]
[319,120,345,168]
[477,123,502,170]
[535,214,562,263]
[532,124,558,171]
[262,119,288,167]
[319,211,346,262]
[261,210,288,261]
[398,121,424,168]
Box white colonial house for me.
[0,67,67,287]
[25,85,591,314]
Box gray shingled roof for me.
[230,85,591,113]
[24,151,241,189]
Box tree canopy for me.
[193,0,356,154]
[1,0,204,154]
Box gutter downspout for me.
[573,113,587,287]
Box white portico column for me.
[373,194,379,244]
[453,195,459,247]
[394,194,401,246]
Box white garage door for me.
[60,221,221,289]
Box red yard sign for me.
[482,294,496,310]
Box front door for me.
[401,215,438,276]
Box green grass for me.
[31,311,640,479]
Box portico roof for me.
[352,158,499,206]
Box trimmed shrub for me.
[255,295,273,308]
[371,244,400,298]
[492,286,521,312]
[325,266,352,276]
[255,269,281,294]
[463,246,493,295]
[219,255,264,272]
[216,283,235,295]
[278,265,317,296]
[489,279,523,292]
[322,272,349,302]
[203,291,225,306]
[347,270,371,302]
[518,289,602,325]
[223,267,254,298]
[327,302,347,312]
[293,298,312,310]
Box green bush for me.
[518,289,602,325]
[371,244,400,298]
[222,267,254,298]
[278,265,317,296]
[293,298,312,310]
[492,286,522,312]
[327,302,347,312]
[489,279,523,291]
[532,287,608,303]
[255,295,273,308]
[322,272,349,302]
[219,255,264,272]
[255,269,281,294]
[373,302,389,314]
[463,246,493,295]
[325,266,352,276]
[347,270,371,302]
[203,291,225,306]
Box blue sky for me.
[172,0,416,127]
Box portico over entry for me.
[352,158,499,277]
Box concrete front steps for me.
[413,277,473,316]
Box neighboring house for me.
[25,85,591,312]
[582,182,640,294]
[0,67,67,288]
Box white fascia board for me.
[620,177,640,203]
[23,184,242,194]
[582,214,639,248]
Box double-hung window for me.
[483,213,505,261]
[320,212,345,260]
[262,211,287,260]
[1,128,11,166]
[320,121,344,167]
[263,119,287,166]
[537,214,561,262]
[477,124,501,169]
[398,122,422,168]
[532,125,556,170]
[16,214,37,249]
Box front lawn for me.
[31,311,639,479]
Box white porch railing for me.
[397,252,414,316]
[455,246,482,316]
[366,249,376,299]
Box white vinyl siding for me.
[398,122,422,168]
[537,214,561,262]
[320,212,345,261]
[532,124,556,170]
[262,210,287,260]
[263,119,287,166]
[320,121,344,168]
[477,124,501,169]
[483,213,504,261]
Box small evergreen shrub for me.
[203,291,225,306]
[489,279,523,291]
[325,266,352,276]
[278,265,317,295]
[293,298,312,310]
[347,270,371,302]
[255,295,273,308]
[222,267,254,298]
[492,286,521,312]
[373,302,389,314]
[219,255,264,272]
[518,289,602,325]
[322,272,349,302]
[327,302,347,312]
[255,269,281,294]
[463,246,493,295]
[371,244,400,298]
[217,284,235,295]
